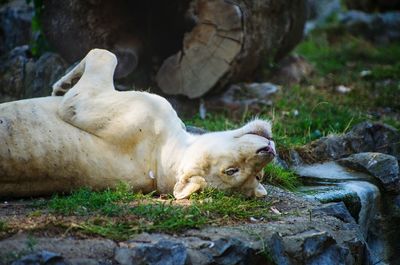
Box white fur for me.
[0,49,276,199]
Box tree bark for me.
[41,0,306,98]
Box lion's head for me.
[174,119,275,199]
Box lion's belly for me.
[0,97,154,197]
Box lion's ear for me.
[173,176,207,200]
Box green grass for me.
[296,31,400,76]
[275,34,399,145]
[271,86,366,147]
[295,31,400,109]
[44,186,272,240]
[263,164,300,191]
[191,189,272,220]
[48,183,136,216]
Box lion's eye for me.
[225,168,239,176]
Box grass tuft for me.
[191,189,272,221]
[263,164,300,191]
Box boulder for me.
[23,52,68,98]
[294,161,386,264]
[338,152,400,193]
[0,45,28,102]
[294,161,370,219]
[0,0,33,55]
[301,122,400,163]
[0,46,68,102]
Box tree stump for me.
[41,0,306,99]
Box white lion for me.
[0,49,276,199]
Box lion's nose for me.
[265,145,275,156]
[256,144,276,156]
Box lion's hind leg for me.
[56,49,119,137]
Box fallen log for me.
[41,0,306,98]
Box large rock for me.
[0,0,33,55]
[338,152,400,193]
[0,46,68,102]
[301,122,400,163]
[23,52,68,98]
[0,46,28,102]
[294,161,373,220]
[294,161,387,264]
[339,11,400,43]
